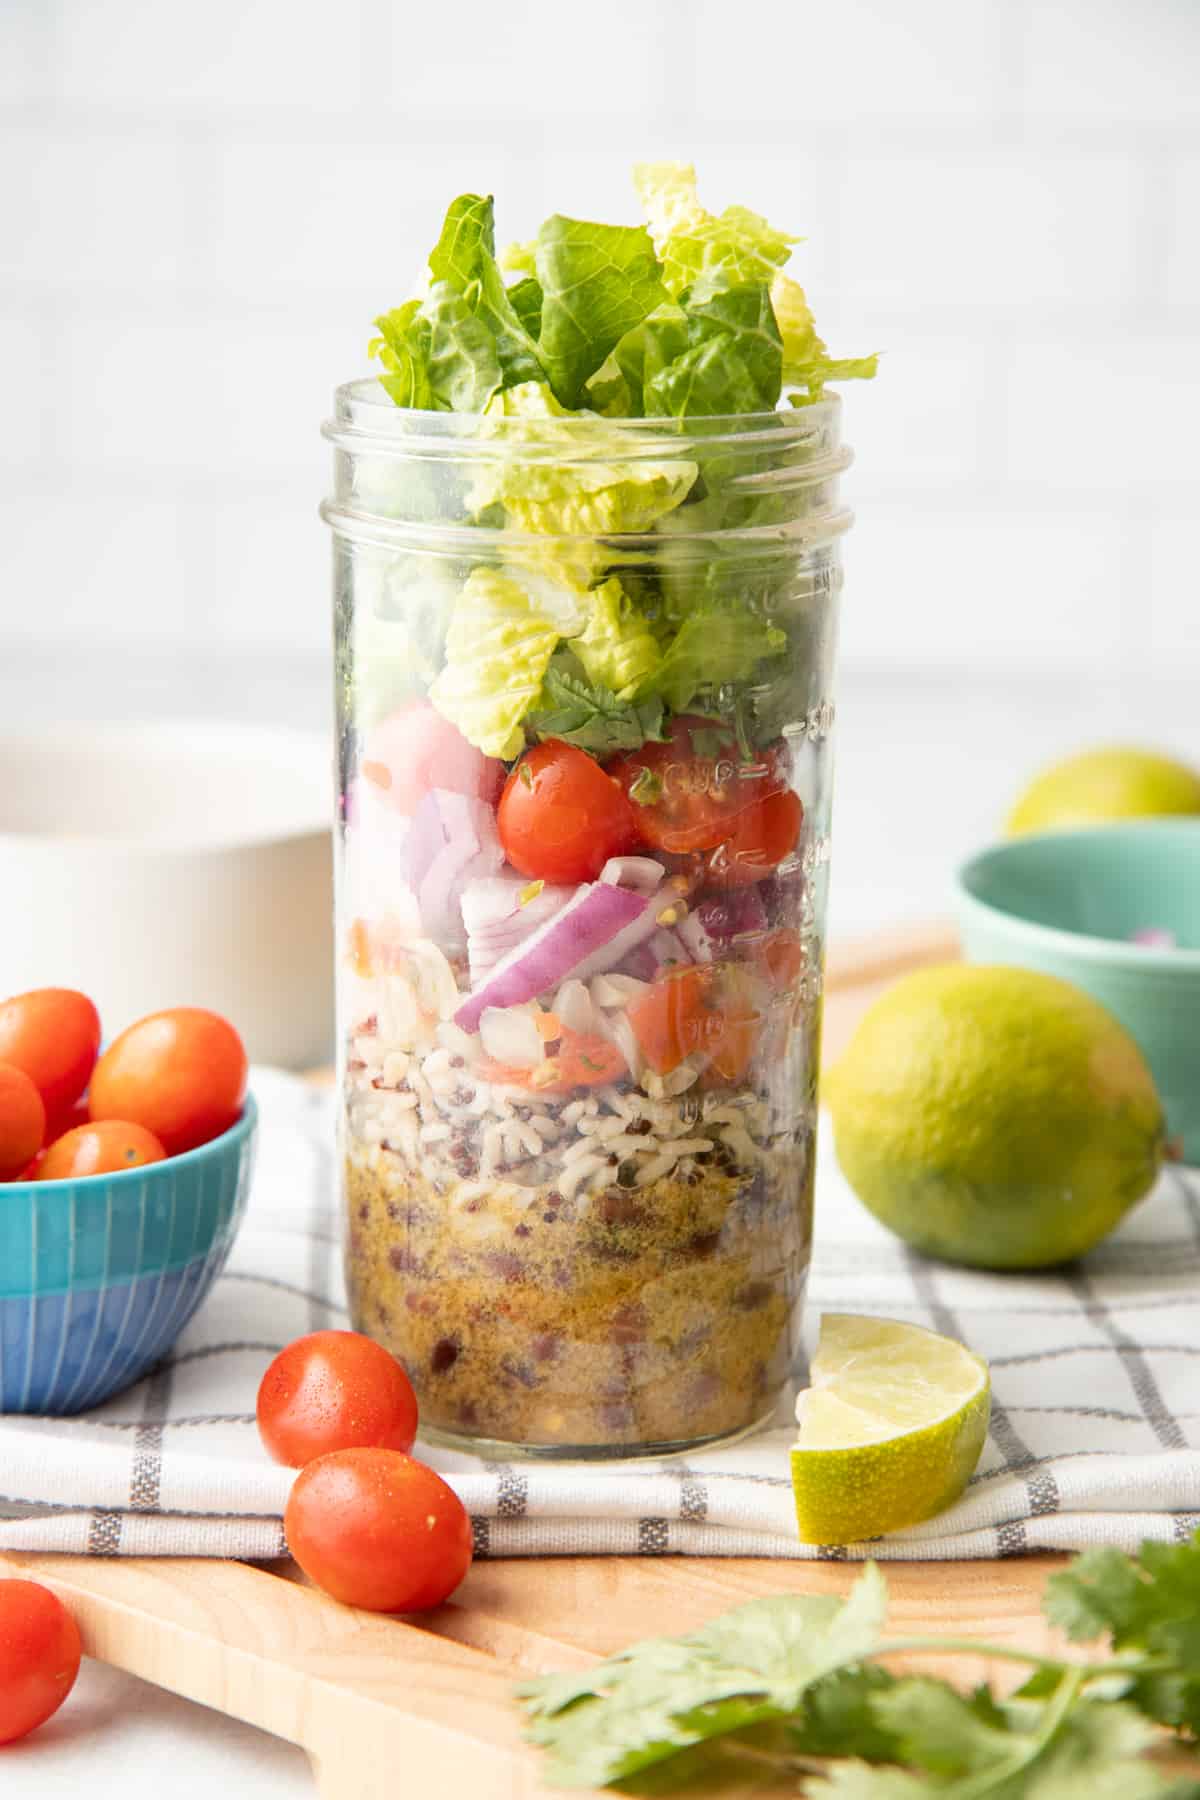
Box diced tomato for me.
[755,927,806,991]
[478,1026,626,1094]
[626,964,765,1081]
[611,717,801,884]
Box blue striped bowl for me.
[0,1096,256,1415]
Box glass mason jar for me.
[321,383,852,1460]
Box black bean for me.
[431,1338,460,1374]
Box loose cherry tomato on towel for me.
[498,740,639,884]
[0,1579,82,1744]
[0,988,101,1124]
[284,1448,473,1613]
[257,1330,419,1468]
[89,1008,247,1155]
[37,1120,166,1181]
[0,1063,46,1180]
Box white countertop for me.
[8,652,1199,1794]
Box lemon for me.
[1007,746,1200,836]
[824,964,1164,1270]
[791,1314,990,1544]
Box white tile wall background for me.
[1,0,1197,698]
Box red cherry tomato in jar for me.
[257,1330,419,1469]
[36,1120,166,1181]
[497,740,639,883]
[0,1063,46,1180]
[0,989,100,1123]
[284,1448,473,1613]
[611,717,801,883]
[88,1008,247,1155]
[0,1579,82,1744]
[627,964,765,1083]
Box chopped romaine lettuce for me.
[638,605,787,714]
[633,161,795,298]
[569,578,660,699]
[532,215,669,407]
[428,567,564,758]
[468,382,697,563]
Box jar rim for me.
[323,377,842,462]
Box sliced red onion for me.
[599,856,667,895]
[619,942,661,982]
[480,1005,544,1067]
[677,890,770,962]
[590,973,650,1008]
[592,1006,645,1082]
[402,790,503,949]
[454,882,654,1032]
[553,978,594,1035]
[649,926,691,969]
[462,874,576,984]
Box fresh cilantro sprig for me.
[517,1533,1200,1796]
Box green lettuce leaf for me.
[427,566,564,758]
[427,192,544,390]
[422,280,503,412]
[525,657,666,755]
[633,160,795,298]
[467,381,697,583]
[369,301,436,410]
[507,275,543,339]
[634,162,876,400]
[592,280,783,418]
[568,578,661,698]
[639,603,786,713]
[534,214,669,406]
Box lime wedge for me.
[791,1314,990,1545]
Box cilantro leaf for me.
[534,215,669,407]
[517,1566,888,1788]
[788,1664,906,1764]
[1044,1536,1200,1735]
[823,1696,1197,1799]
[525,660,665,756]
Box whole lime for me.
[825,964,1165,1270]
[1007,746,1200,837]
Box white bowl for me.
[0,723,333,1069]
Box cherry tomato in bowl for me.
[257,1330,419,1468]
[37,1120,166,1181]
[0,1063,46,1180]
[88,1008,247,1156]
[0,1579,82,1744]
[284,1448,473,1613]
[498,740,639,883]
[0,989,100,1124]
[611,717,802,884]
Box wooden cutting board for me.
[3,919,1069,1800]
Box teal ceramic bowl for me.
[955,823,1200,1160]
[0,1096,256,1414]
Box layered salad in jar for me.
[334,165,874,1456]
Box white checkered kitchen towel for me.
[1,1069,1197,1561]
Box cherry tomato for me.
[478,1025,627,1094]
[612,717,801,883]
[0,1579,82,1745]
[497,741,639,883]
[0,1063,46,1180]
[37,1120,166,1181]
[88,1008,247,1155]
[257,1330,419,1469]
[284,1448,473,1613]
[0,989,100,1123]
[626,964,765,1082]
